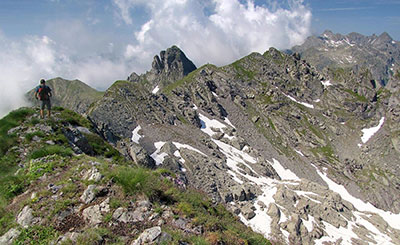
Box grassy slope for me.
[0,107,270,245]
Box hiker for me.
[34,79,52,119]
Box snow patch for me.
[284,94,314,109]
[302,216,315,232]
[199,113,227,137]
[321,80,332,87]
[360,117,385,144]
[268,158,300,181]
[152,85,160,94]
[150,141,167,165]
[314,165,400,230]
[131,125,143,144]
[224,117,235,128]
[172,142,207,156]
[227,170,244,184]
[294,149,304,157]
[240,185,277,238]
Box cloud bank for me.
[120,0,311,67]
[0,0,311,118]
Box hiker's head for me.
[40,79,46,85]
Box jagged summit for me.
[127,45,197,91]
[151,45,197,76]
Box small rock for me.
[172,218,188,230]
[56,232,80,244]
[100,198,110,213]
[112,207,146,223]
[48,183,62,194]
[32,135,41,142]
[131,226,162,245]
[80,185,97,204]
[45,140,55,145]
[17,206,34,228]
[0,228,21,245]
[83,167,103,182]
[82,205,102,226]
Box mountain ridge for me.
[10,39,400,244]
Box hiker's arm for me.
[34,91,38,100]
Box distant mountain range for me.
[290,30,399,87]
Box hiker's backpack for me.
[38,86,49,101]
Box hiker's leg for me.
[40,101,45,118]
[47,100,51,118]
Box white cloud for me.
[114,0,312,67]
[0,0,312,118]
[0,32,131,118]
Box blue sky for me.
[0,0,399,117]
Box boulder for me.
[82,205,103,226]
[129,143,156,168]
[131,226,162,245]
[0,228,21,245]
[17,206,34,228]
[80,185,97,204]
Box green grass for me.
[15,225,58,245]
[57,107,92,128]
[231,60,256,80]
[25,131,45,142]
[113,167,168,201]
[29,145,73,160]
[162,64,217,95]
[83,133,122,160]
[0,206,15,236]
[344,89,368,103]
[0,108,35,156]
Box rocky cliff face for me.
[290,30,400,87]
[86,45,400,244]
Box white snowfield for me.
[150,141,206,166]
[198,112,398,244]
[151,85,160,94]
[143,111,398,244]
[360,117,385,144]
[131,125,143,144]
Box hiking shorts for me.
[40,100,51,110]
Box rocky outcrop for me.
[128,45,197,88]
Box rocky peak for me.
[127,45,197,90]
[373,32,393,47]
[150,45,196,78]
